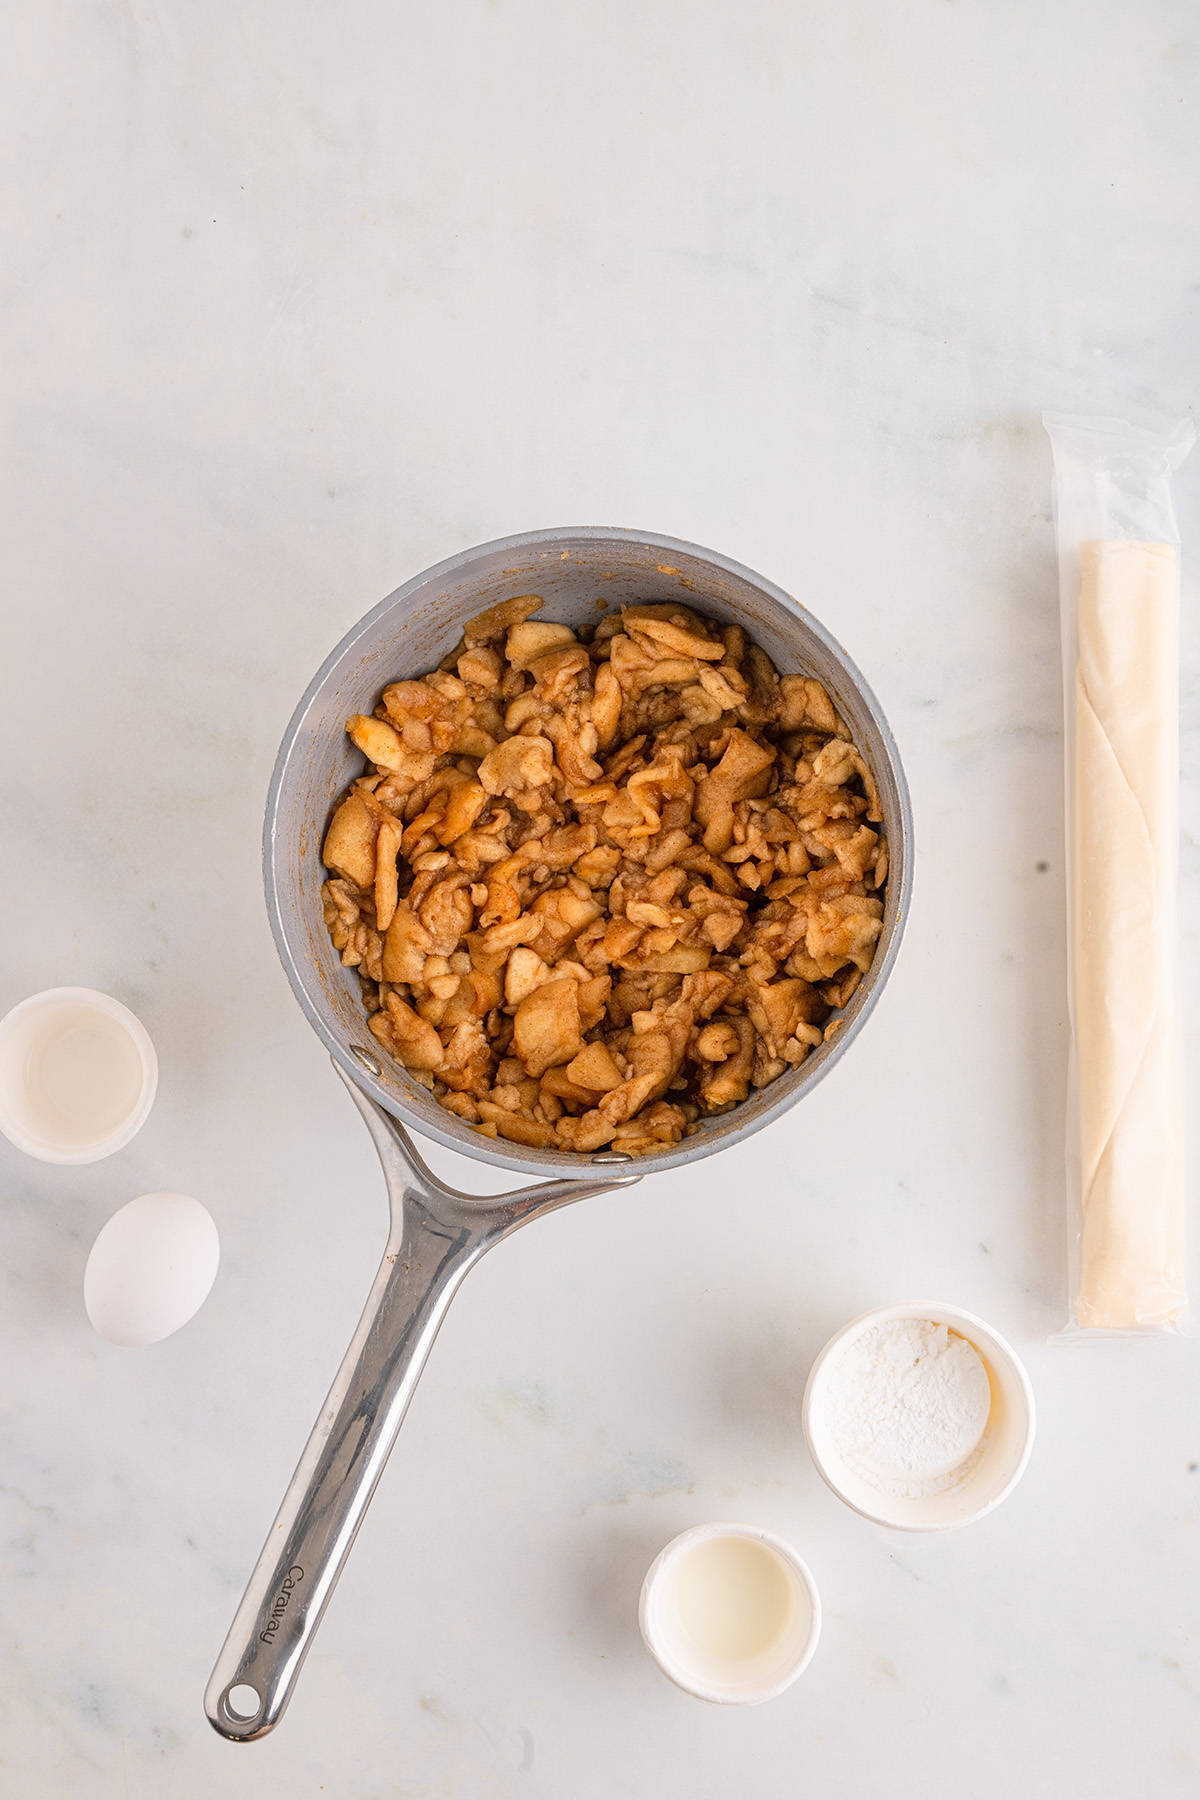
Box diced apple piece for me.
[346,713,407,771]
[505,621,576,670]
[322,792,379,889]
[505,946,554,1006]
[464,594,543,644]
[373,818,404,932]
[566,1041,624,1093]
[381,904,433,983]
[513,979,584,1078]
[478,735,554,796]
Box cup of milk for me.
[638,1522,821,1704]
[0,987,158,1164]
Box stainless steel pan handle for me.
[205,1067,637,1741]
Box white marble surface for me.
[3,2,1199,1794]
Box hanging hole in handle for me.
[223,1683,261,1723]
[352,1045,383,1078]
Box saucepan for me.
[204,526,913,1740]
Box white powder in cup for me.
[821,1318,993,1499]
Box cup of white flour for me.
[802,1303,1035,1530]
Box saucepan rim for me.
[263,526,913,1179]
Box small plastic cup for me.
[802,1302,1036,1531]
[0,987,158,1164]
[638,1522,821,1704]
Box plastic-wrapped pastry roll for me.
[1045,415,1194,1333]
[1074,541,1183,1326]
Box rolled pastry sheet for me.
[1074,540,1185,1328]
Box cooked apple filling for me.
[321,595,887,1156]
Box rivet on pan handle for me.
[204,1065,638,1741]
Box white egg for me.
[84,1192,220,1346]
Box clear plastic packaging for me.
[1044,412,1194,1334]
